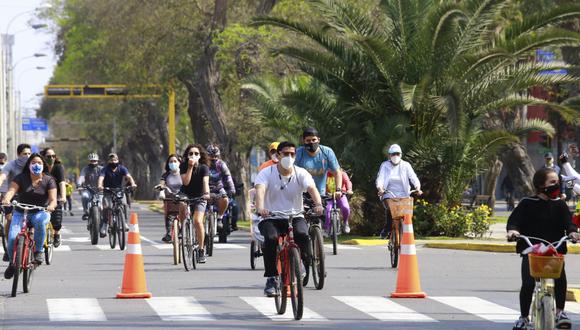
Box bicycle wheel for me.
[331,210,339,255]
[302,237,312,287]
[219,216,229,243]
[275,250,286,315]
[118,210,126,251]
[389,221,400,268]
[172,218,180,265]
[206,213,214,257]
[108,212,116,249]
[182,219,194,271]
[310,226,325,290]
[536,295,555,330]
[89,206,99,245]
[250,240,257,270]
[289,247,303,320]
[11,236,24,297]
[44,225,54,265]
[23,241,35,293]
[191,219,197,270]
[1,214,7,258]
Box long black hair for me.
[532,167,558,193]
[21,153,49,175]
[40,147,62,165]
[182,144,209,167]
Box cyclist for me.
[180,144,210,263]
[376,144,422,239]
[97,153,137,237]
[40,148,66,248]
[255,141,324,296]
[156,154,183,242]
[325,170,353,234]
[258,142,280,171]
[78,153,103,220]
[0,152,6,174]
[2,153,57,278]
[295,128,342,201]
[0,144,32,261]
[507,167,580,330]
[205,144,236,232]
[65,179,74,216]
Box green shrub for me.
[412,200,491,237]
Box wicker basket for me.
[529,254,564,279]
[386,197,414,219]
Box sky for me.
[1,0,56,116]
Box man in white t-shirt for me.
[255,141,323,297]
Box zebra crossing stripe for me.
[333,296,436,322]
[430,296,518,322]
[47,298,107,322]
[146,297,215,321]
[324,244,361,250]
[53,245,71,251]
[240,297,327,321]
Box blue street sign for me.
[22,117,48,131]
[536,49,568,75]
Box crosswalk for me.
[41,295,580,323]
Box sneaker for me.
[82,214,88,221]
[34,251,44,264]
[379,228,387,239]
[264,276,279,297]
[2,254,8,262]
[53,234,61,248]
[231,225,238,231]
[344,223,351,234]
[300,261,306,279]
[217,218,223,231]
[198,250,207,263]
[4,264,14,279]
[512,316,529,330]
[124,221,130,232]
[161,234,171,243]
[99,224,107,238]
[70,212,74,216]
[556,311,572,329]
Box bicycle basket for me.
[386,197,414,219]
[528,254,564,279]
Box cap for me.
[269,142,280,152]
[544,152,554,158]
[388,144,402,154]
[302,127,319,138]
[108,153,118,160]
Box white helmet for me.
[88,153,99,161]
[388,144,402,154]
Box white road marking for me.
[96,245,113,250]
[140,235,160,245]
[430,296,518,322]
[333,296,436,322]
[214,243,245,249]
[59,228,73,234]
[53,245,71,251]
[241,296,327,321]
[47,298,107,322]
[152,244,173,250]
[146,297,215,321]
[324,244,361,250]
[565,302,580,314]
[64,237,90,243]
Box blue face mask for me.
[30,163,43,175]
[169,162,179,172]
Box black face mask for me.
[543,184,561,199]
[89,163,97,168]
[109,162,119,169]
[306,142,319,153]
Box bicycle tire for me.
[219,216,229,243]
[89,206,99,245]
[276,250,286,315]
[302,237,312,287]
[23,241,34,293]
[45,224,54,265]
[250,240,257,270]
[172,218,180,265]
[537,295,555,330]
[331,210,339,255]
[289,247,303,320]
[191,218,197,270]
[182,219,194,271]
[108,211,116,249]
[389,221,400,268]
[206,213,214,257]
[11,236,24,297]
[310,226,325,290]
[118,210,126,251]
[1,214,7,258]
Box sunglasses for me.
[390,153,401,156]
[46,155,56,158]
[189,152,200,156]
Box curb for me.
[547,284,580,302]
[342,239,388,246]
[424,242,580,254]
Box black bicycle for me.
[302,195,326,290]
[103,187,132,250]
[181,196,206,271]
[80,186,102,245]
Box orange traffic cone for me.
[391,210,426,298]
[116,213,152,299]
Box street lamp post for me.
[16,66,46,147]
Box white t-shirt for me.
[387,164,406,198]
[255,165,315,218]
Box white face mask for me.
[270,154,278,161]
[280,156,295,170]
[390,155,401,165]
[190,155,200,163]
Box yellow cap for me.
[269,142,280,151]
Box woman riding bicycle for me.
[180,144,210,263]
[325,170,353,234]
[507,167,580,330]
[375,144,422,239]
[156,154,184,243]
[205,144,236,231]
[1,153,57,278]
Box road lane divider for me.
[47,298,107,322]
[146,297,215,321]
[333,296,436,322]
[240,297,327,321]
[430,296,518,322]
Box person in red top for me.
[325,170,353,233]
[258,142,279,171]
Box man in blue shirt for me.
[97,153,137,237]
[295,128,342,200]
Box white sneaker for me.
[344,223,351,234]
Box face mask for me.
[390,155,401,165]
[190,155,200,163]
[306,142,319,153]
[110,162,119,169]
[46,158,54,166]
[16,155,28,166]
[89,163,97,168]
[0,164,4,171]
[280,156,295,170]
[546,159,554,167]
[543,184,561,199]
[270,154,278,162]
[30,163,43,175]
[169,162,179,172]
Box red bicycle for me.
[268,210,310,320]
[7,202,47,297]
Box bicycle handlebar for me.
[509,234,573,250]
[10,201,47,212]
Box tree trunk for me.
[483,158,503,214]
[501,144,535,197]
[256,0,277,15]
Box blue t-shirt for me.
[295,145,340,195]
[100,164,129,188]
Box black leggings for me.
[50,203,63,231]
[258,218,309,278]
[520,254,567,317]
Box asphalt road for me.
[2,195,580,330]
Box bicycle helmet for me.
[88,153,99,161]
[206,144,220,157]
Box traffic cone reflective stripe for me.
[116,213,152,299]
[391,212,427,299]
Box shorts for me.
[189,199,207,214]
[211,188,227,197]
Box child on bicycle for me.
[156,154,184,243]
[507,167,580,330]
